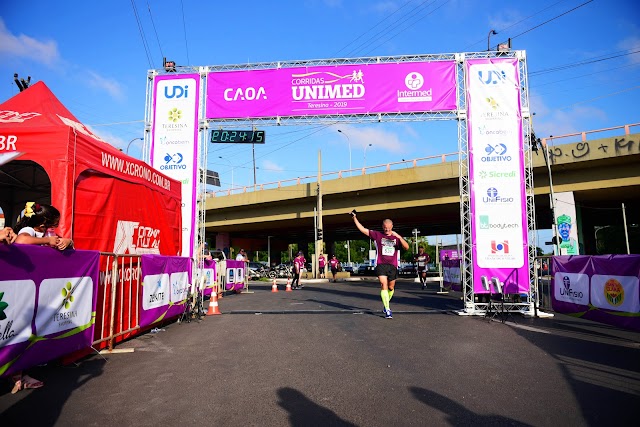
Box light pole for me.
[487,29,497,51]
[337,129,352,176]
[218,156,234,190]
[412,228,420,253]
[363,143,372,168]
[126,137,144,156]
[538,138,561,255]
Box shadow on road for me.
[409,386,533,426]
[277,387,357,427]
[0,358,106,426]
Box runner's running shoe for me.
[385,309,393,319]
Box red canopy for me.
[0,82,182,255]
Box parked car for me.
[357,265,376,276]
[400,263,416,276]
[342,266,354,273]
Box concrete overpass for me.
[203,125,640,255]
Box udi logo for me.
[164,85,190,99]
[477,69,507,85]
[490,240,509,254]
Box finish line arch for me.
[143,51,537,315]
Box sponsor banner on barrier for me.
[225,260,246,292]
[552,255,640,331]
[206,61,457,119]
[140,255,192,327]
[591,274,639,313]
[442,259,462,292]
[553,272,589,306]
[150,74,200,257]
[0,245,99,377]
[466,57,529,294]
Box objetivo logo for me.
[604,278,624,306]
[405,72,424,90]
[490,240,509,254]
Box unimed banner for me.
[206,61,457,119]
[552,255,640,331]
[466,57,529,294]
[140,255,192,327]
[0,245,99,377]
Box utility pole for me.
[316,150,323,279]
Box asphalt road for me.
[1,279,639,426]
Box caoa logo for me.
[604,279,624,306]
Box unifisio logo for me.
[490,240,509,254]
[482,188,514,203]
[560,275,584,299]
[604,278,624,306]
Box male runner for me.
[352,210,409,319]
[292,251,306,289]
[414,246,431,290]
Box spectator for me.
[13,202,73,250]
[0,227,16,244]
[318,252,326,279]
[235,248,248,262]
[329,255,340,283]
[292,251,306,289]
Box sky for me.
[1,0,639,248]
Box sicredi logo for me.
[554,272,589,305]
[481,143,512,162]
[478,170,517,179]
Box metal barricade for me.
[533,255,553,311]
[93,253,142,352]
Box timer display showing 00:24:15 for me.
[210,130,265,144]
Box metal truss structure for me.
[144,50,535,314]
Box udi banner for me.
[150,74,200,257]
[0,245,99,377]
[140,255,192,327]
[552,255,640,331]
[206,61,457,119]
[466,57,529,294]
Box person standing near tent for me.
[7,202,73,393]
[351,210,409,319]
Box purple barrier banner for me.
[552,255,640,331]
[199,258,217,298]
[140,255,192,327]
[206,61,457,119]
[0,245,99,377]
[225,260,246,291]
[439,249,460,262]
[466,57,529,294]
[443,259,462,292]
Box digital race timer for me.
[210,130,265,144]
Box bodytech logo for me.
[113,220,161,254]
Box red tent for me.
[0,82,182,255]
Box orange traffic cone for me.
[286,277,292,292]
[271,278,278,292]
[207,293,222,315]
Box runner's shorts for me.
[375,263,398,281]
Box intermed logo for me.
[405,72,424,90]
[164,85,189,99]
